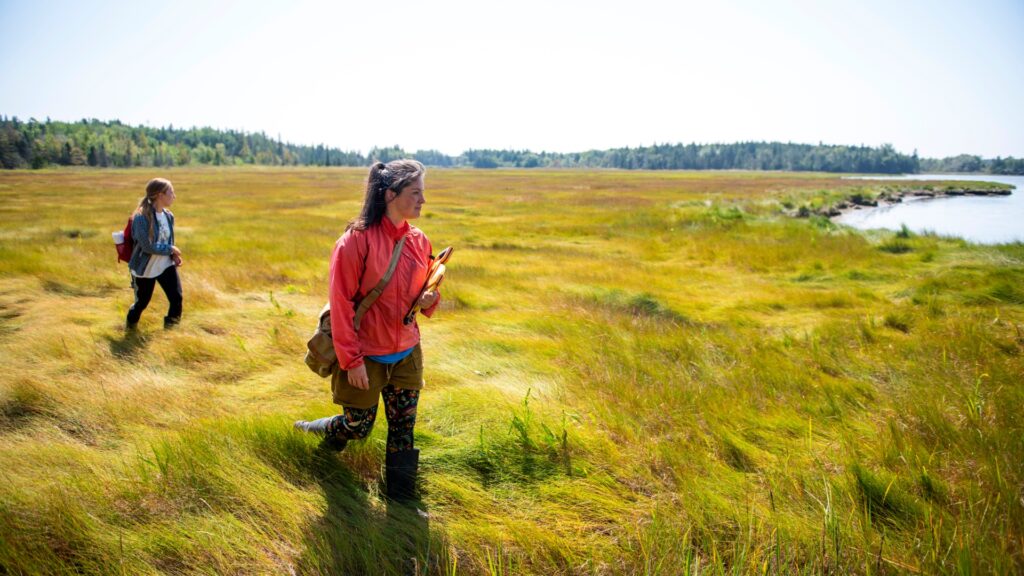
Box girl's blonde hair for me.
[135,178,173,241]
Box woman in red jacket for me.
[295,159,439,501]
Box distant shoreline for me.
[825,185,1013,220]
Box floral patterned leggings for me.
[325,385,419,452]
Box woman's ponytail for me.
[349,159,425,231]
[369,162,393,196]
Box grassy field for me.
[0,167,1021,575]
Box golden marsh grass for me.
[1,167,1022,574]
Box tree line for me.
[0,116,367,169]
[918,154,1024,175]
[2,116,1021,174]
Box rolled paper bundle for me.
[404,247,453,324]
[424,246,452,289]
[435,246,453,266]
[425,260,441,284]
[404,263,445,324]
[425,263,446,292]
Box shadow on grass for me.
[383,496,432,576]
[105,330,147,359]
[41,279,111,297]
[460,432,570,489]
[238,421,433,575]
[297,446,432,576]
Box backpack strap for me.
[353,236,406,331]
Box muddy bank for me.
[790,183,1014,219]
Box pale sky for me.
[1,0,1022,158]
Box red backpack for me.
[115,217,133,263]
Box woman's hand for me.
[417,290,438,310]
[171,245,182,257]
[347,363,369,390]
[172,254,183,267]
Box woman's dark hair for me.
[348,159,425,231]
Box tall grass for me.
[1,167,1021,574]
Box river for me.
[835,174,1024,244]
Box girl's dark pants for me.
[127,265,182,326]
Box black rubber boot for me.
[163,316,181,329]
[293,417,348,451]
[385,448,420,502]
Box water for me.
[834,174,1024,244]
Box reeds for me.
[1,167,1021,574]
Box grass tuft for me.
[883,311,912,333]
[851,464,922,527]
[987,281,1024,305]
[878,239,912,254]
[0,378,57,424]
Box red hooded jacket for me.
[329,217,438,370]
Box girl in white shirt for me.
[126,178,183,329]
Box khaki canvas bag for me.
[304,236,406,377]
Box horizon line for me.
[3,113,1020,161]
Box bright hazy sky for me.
[1,0,1022,158]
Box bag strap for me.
[353,236,406,331]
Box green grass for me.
[0,167,1022,574]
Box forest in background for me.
[2,115,1022,174]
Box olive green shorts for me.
[331,343,424,409]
